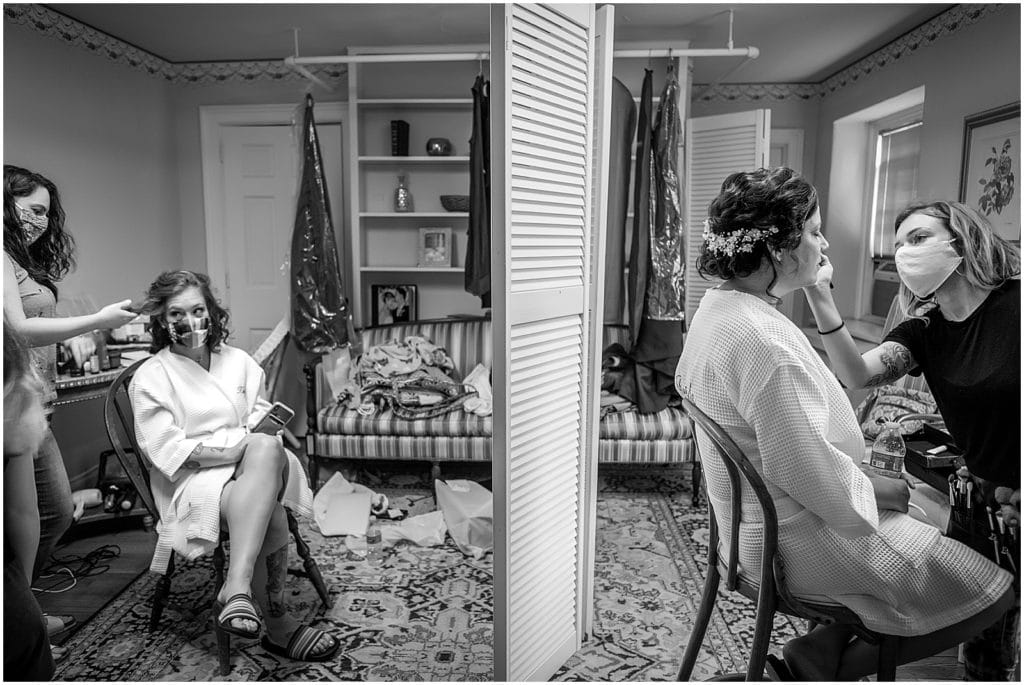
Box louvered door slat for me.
[496,4,595,680]
[684,110,771,323]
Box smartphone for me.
[253,402,295,435]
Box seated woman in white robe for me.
[675,168,1014,681]
[130,270,338,662]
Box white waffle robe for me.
[130,346,313,573]
[676,288,1012,636]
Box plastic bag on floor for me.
[312,472,387,536]
[435,479,493,559]
[380,510,447,548]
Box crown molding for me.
[4,4,346,85]
[7,3,1006,96]
[696,3,1005,102]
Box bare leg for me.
[252,507,334,657]
[784,586,1016,681]
[216,434,286,634]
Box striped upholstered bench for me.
[304,317,698,497]
[304,317,492,486]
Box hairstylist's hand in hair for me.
[868,473,914,513]
[96,299,139,330]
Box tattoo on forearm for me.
[864,342,915,387]
[265,545,288,618]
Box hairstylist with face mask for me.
[803,199,1020,681]
[3,164,138,656]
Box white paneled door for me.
[684,110,771,325]
[491,4,601,681]
[218,122,342,353]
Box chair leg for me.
[876,635,899,681]
[213,541,226,593]
[677,561,721,680]
[286,509,332,609]
[308,455,321,492]
[746,592,777,681]
[212,601,232,676]
[691,461,703,507]
[149,555,173,633]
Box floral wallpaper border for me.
[695,4,1004,102]
[5,3,1006,98]
[3,3,345,85]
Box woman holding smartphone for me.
[130,269,338,662]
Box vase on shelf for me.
[394,173,414,213]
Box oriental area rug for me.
[52,465,802,681]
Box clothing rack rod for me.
[613,47,758,59]
[285,45,758,67]
[285,53,488,66]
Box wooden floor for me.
[33,508,965,681]
[36,515,154,647]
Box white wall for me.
[3,23,181,306]
[813,5,1020,316]
[815,6,1020,211]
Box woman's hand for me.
[96,299,138,330]
[869,473,912,513]
[804,255,834,293]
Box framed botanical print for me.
[959,102,1021,242]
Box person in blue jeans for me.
[3,164,138,654]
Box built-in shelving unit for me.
[345,52,490,326]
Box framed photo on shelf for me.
[370,284,417,326]
[417,227,453,267]
[959,102,1021,243]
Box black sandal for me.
[214,593,263,639]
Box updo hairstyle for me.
[697,167,818,288]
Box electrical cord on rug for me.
[32,544,122,594]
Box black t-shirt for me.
[884,279,1020,488]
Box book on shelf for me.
[390,120,409,156]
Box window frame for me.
[857,104,924,324]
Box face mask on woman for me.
[894,239,963,299]
[169,316,210,349]
[15,204,48,245]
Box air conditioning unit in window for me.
[871,258,901,319]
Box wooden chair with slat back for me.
[103,358,333,676]
[676,397,901,681]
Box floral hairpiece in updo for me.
[701,218,779,256]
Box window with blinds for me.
[870,118,923,257]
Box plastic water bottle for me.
[366,519,384,564]
[869,421,906,478]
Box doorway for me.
[199,103,345,353]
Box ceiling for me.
[46,3,953,84]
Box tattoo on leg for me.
[265,546,288,618]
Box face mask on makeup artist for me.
[894,240,963,299]
[169,316,210,349]
[15,204,48,245]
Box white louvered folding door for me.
[490,4,598,681]
[684,110,771,323]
